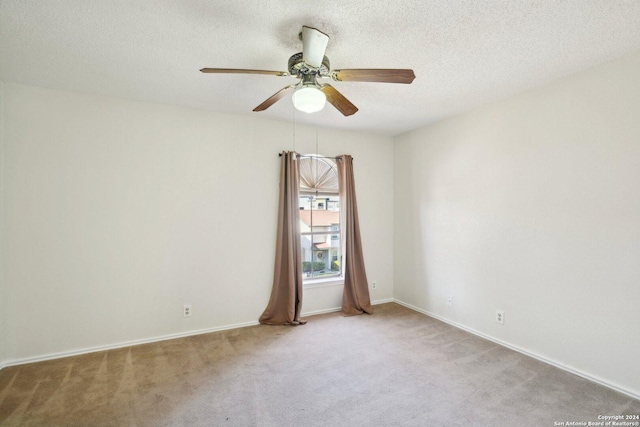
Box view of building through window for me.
[298,155,341,280]
[299,194,341,279]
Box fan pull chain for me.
[292,105,296,152]
[315,127,319,197]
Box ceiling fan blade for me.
[320,84,358,116]
[253,85,297,112]
[200,68,288,76]
[301,26,329,68]
[332,69,416,84]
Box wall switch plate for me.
[496,310,504,324]
[184,304,192,317]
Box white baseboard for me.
[0,320,260,370]
[301,298,393,318]
[393,298,640,401]
[301,306,342,317]
[1,299,396,371]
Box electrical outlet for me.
[447,295,453,306]
[184,304,192,318]
[371,281,377,290]
[496,310,504,325]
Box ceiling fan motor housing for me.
[288,52,330,77]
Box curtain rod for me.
[278,153,353,161]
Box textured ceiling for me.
[2,1,640,136]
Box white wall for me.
[2,83,394,363]
[394,51,640,397]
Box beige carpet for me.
[1,303,638,426]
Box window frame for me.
[298,155,343,286]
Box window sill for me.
[303,276,344,288]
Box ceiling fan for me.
[200,26,416,116]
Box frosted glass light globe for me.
[292,86,326,113]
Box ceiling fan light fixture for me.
[292,86,326,113]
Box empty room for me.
[1,1,639,426]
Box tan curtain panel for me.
[337,155,373,316]
[259,152,306,326]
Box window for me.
[299,155,341,281]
